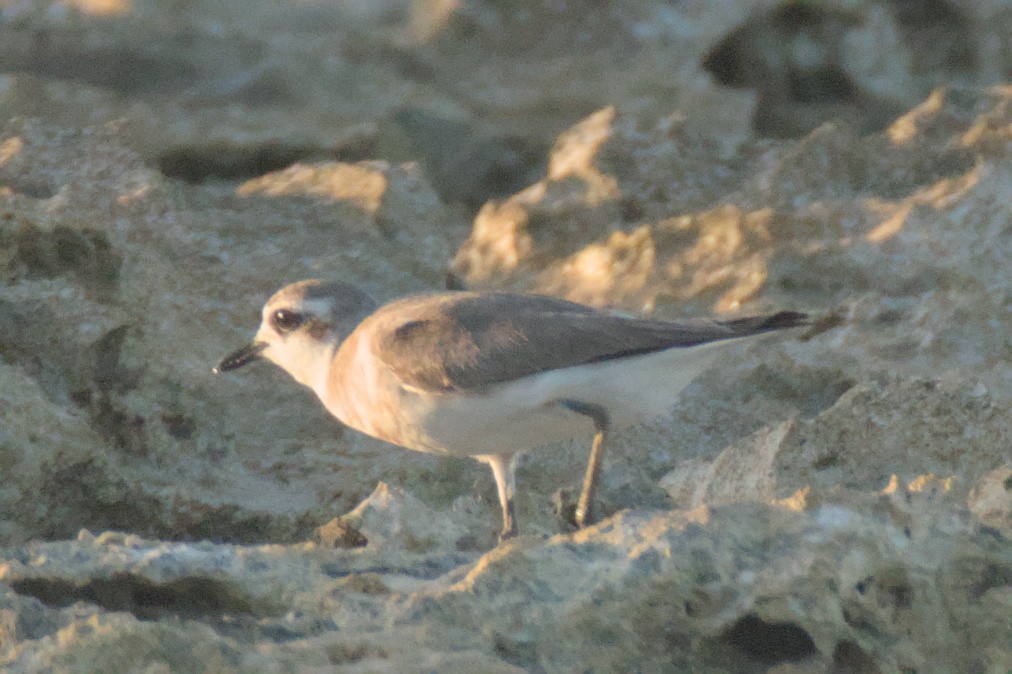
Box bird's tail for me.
[720,311,809,337]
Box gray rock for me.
[0,1,1009,670]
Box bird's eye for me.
[272,309,304,333]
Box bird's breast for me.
[323,332,440,452]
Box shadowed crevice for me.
[831,640,881,674]
[9,573,274,621]
[718,614,818,665]
[155,139,375,183]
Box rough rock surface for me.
[1,0,1010,671]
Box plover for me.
[215,279,806,541]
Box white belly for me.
[397,341,729,458]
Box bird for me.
[214,279,807,542]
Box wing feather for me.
[371,293,805,393]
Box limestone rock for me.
[452,87,1010,318]
[661,374,1010,508]
[0,1,1008,670]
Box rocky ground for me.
[0,0,1009,671]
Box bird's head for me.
[214,279,377,390]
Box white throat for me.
[263,334,340,396]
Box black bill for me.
[213,342,267,374]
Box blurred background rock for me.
[0,1,1008,671]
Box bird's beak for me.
[213,341,267,374]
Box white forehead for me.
[263,295,332,317]
[258,279,376,328]
[262,280,335,314]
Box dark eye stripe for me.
[272,309,305,333]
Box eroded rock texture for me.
[0,0,1008,671]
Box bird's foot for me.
[551,489,580,531]
[574,504,595,529]
[497,527,516,545]
[552,488,607,532]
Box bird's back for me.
[362,291,806,393]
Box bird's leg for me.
[559,400,610,529]
[479,454,518,542]
[500,499,516,543]
[576,425,607,528]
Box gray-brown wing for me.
[373,292,805,392]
